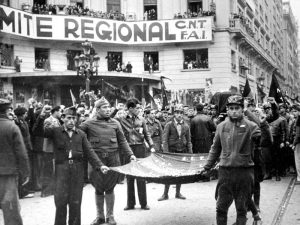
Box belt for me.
[96,151,116,158]
[55,158,83,165]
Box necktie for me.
[177,123,182,136]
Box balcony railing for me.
[229,18,276,68]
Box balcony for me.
[229,18,255,38]
[229,18,277,69]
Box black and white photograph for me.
[1,0,300,224]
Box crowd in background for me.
[31,3,126,21]
[1,92,300,224]
[29,3,215,21]
[174,8,216,19]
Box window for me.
[70,0,84,8]
[144,52,159,72]
[106,52,122,72]
[35,48,50,70]
[107,0,120,13]
[67,50,82,71]
[231,50,236,71]
[144,0,157,20]
[183,49,208,69]
[188,0,203,14]
[239,57,247,76]
[0,0,10,6]
[239,85,244,95]
[0,43,14,67]
[33,0,46,5]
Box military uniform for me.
[118,114,153,209]
[145,118,163,152]
[80,113,133,224]
[45,108,104,225]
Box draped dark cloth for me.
[210,91,232,114]
[110,153,208,184]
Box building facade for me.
[283,1,299,98]
[0,0,298,106]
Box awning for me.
[110,153,208,184]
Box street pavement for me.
[0,176,297,225]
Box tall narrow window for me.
[188,0,203,14]
[67,50,82,71]
[144,52,159,72]
[144,0,157,20]
[107,0,121,13]
[0,43,14,67]
[35,48,50,70]
[106,52,122,72]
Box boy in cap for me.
[44,107,108,225]
[158,104,192,201]
[80,97,136,225]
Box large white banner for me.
[0,5,213,44]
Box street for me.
[1,176,298,225]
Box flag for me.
[269,72,287,105]
[145,91,158,109]
[242,78,253,98]
[161,77,168,110]
[110,152,209,184]
[69,89,76,106]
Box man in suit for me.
[118,98,155,210]
[158,105,192,201]
[190,103,216,153]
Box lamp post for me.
[74,40,100,92]
[257,73,265,90]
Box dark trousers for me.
[216,167,254,225]
[31,152,43,191]
[126,145,147,207]
[271,139,283,176]
[0,175,23,225]
[54,161,84,225]
[41,152,54,197]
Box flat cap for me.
[63,107,77,116]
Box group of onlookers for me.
[1,92,300,225]
[174,8,216,19]
[31,3,126,21]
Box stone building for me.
[0,0,298,106]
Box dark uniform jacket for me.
[269,117,286,143]
[44,126,103,168]
[0,115,30,178]
[162,119,192,153]
[15,118,33,152]
[80,117,133,157]
[145,118,163,151]
[190,113,216,153]
[118,115,154,147]
[204,117,271,170]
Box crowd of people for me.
[31,3,126,21]
[183,58,209,69]
[174,9,216,19]
[29,3,215,22]
[0,92,300,225]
